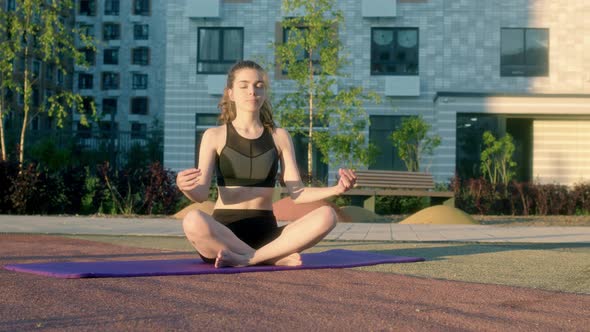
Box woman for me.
[176,60,356,268]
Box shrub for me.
[375,196,427,215]
[0,161,19,213]
[572,183,590,215]
[142,162,181,215]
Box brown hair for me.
[218,60,276,133]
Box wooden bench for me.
[341,170,454,212]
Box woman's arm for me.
[276,128,356,204]
[176,128,218,203]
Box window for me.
[99,121,118,139]
[130,97,149,115]
[501,28,549,77]
[281,26,326,74]
[369,115,408,170]
[132,47,150,66]
[80,47,95,66]
[132,73,148,89]
[76,123,91,139]
[103,23,120,41]
[101,72,119,90]
[57,70,63,86]
[133,0,150,16]
[44,90,53,109]
[197,27,243,74]
[104,0,119,15]
[195,113,220,165]
[78,73,93,89]
[134,24,149,40]
[6,0,16,11]
[80,96,94,114]
[32,60,41,78]
[79,0,96,16]
[456,114,533,181]
[78,24,94,38]
[32,88,40,107]
[46,64,54,82]
[103,48,119,65]
[371,28,419,75]
[102,98,117,115]
[131,122,147,139]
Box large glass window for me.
[281,26,329,75]
[501,28,549,77]
[369,115,407,170]
[102,98,117,115]
[6,0,16,11]
[45,64,54,82]
[104,0,119,15]
[133,0,150,16]
[103,48,119,65]
[80,96,94,114]
[132,47,150,66]
[132,73,148,89]
[101,72,119,90]
[99,121,118,139]
[194,113,220,166]
[134,24,149,40]
[80,47,95,66]
[456,114,532,181]
[131,122,147,139]
[78,24,94,38]
[79,0,96,16]
[103,23,120,41]
[78,73,93,89]
[197,27,243,74]
[131,97,149,115]
[371,28,419,75]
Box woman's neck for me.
[232,112,262,131]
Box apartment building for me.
[164,0,590,185]
[73,0,166,141]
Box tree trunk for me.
[307,55,314,184]
[0,104,6,161]
[19,74,30,168]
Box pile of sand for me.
[399,205,478,225]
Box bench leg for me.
[363,196,376,212]
[349,195,376,212]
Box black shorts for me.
[198,209,285,263]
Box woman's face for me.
[228,68,267,113]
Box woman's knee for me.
[314,205,337,231]
[183,210,213,238]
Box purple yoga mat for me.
[4,249,424,279]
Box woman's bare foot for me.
[271,253,302,267]
[214,249,251,268]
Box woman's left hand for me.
[336,168,357,194]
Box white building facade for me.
[164,0,590,185]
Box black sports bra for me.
[215,122,279,187]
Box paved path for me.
[1,215,589,243]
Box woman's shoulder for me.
[272,127,291,139]
[203,124,226,138]
[201,125,227,149]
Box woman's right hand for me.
[176,168,202,192]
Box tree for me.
[0,0,95,166]
[480,131,516,187]
[390,116,441,172]
[275,0,379,181]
